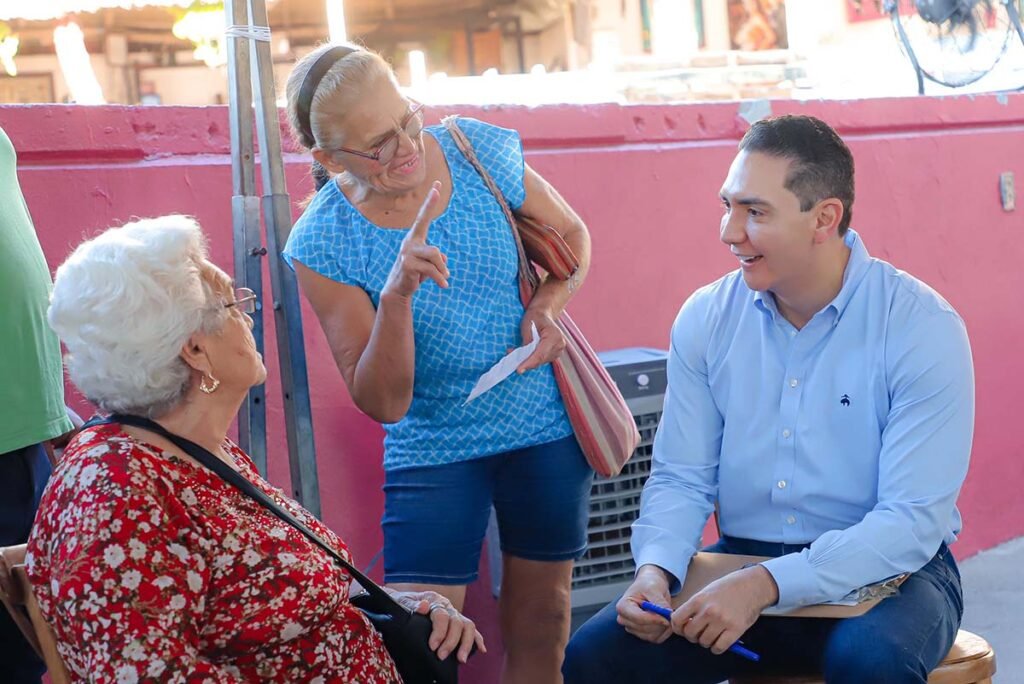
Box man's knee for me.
[823,631,927,684]
[562,604,631,683]
[562,631,597,683]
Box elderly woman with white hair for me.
[25,215,483,683]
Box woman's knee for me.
[502,593,572,657]
[500,557,573,634]
[506,592,571,624]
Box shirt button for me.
[786,515,796,524]
[782,429,791,438]
[789,378,799,388]
[777,480,787,489]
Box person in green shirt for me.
[0,125,74,683]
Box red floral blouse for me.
[26,424,400,683]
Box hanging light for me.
[54,21,105,103]
[326,0,346,42]
[0,21,18,76]
[408,49,426,87]
[172,2,226,68]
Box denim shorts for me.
[382,435,594,585]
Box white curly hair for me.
[48,215,230,417]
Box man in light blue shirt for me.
[564,115,972,683]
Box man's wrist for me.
[750,564,780,609]
[636,563,675,586]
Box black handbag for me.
[83,414,467,684]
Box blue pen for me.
[639,601,761,663]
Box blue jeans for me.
[0,442,51,684]
[563,536,963,684]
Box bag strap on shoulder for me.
[82,414,399,610]
[442,116,539,293]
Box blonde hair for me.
[48,215,229,418]
[285,44,394,153]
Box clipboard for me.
[669,552,908,618]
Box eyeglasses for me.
[336,102,425,166]
[224,288,258,314]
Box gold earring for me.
[199,372,220,394]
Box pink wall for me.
[4,95,1022,681]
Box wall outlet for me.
[1000,172,1015,212]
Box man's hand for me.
[615,565,675,644]
[671,565,779,655]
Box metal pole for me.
[225,0,267,475]
[247,0,322,517]
[514,17,525,73]
[465,23,476,75]
[640,0,652,53]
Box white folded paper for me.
[465,323,539,405]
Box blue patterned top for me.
[283,118,573,471]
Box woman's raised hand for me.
[382,181,450,299]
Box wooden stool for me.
[730,629,996,684]
[0,544,71,684]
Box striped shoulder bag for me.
[444,116,640,477]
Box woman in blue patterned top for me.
[283,44,594,681]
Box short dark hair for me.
[738,115,855,236]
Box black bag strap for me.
[83,414,400,611]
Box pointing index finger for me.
[409,181,441,243]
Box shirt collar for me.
[753,229,872,321]
[753,288,778,317]
[828,229,872,317]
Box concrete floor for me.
[960,536,1024,683]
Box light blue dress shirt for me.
[632,229,974,611]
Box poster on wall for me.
[846,1,913,23]
[846,0,888,23]
[728,0,788,50]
